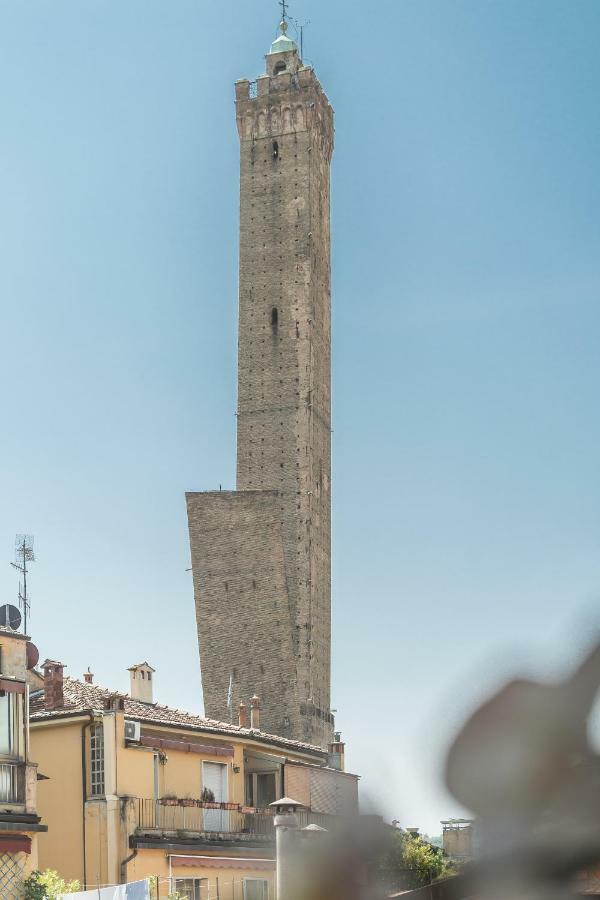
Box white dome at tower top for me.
[269,32,298,55]
[269,19,298,56]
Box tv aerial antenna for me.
[289,15,311,59]
[10,534,34,635]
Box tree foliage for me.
[376,829,452,891]
[148,876,186,900]
[24,870,80,900]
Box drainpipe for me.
[25,684,30,765]
[120,847,137,885]
[81,713,94,889]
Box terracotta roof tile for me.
[30,678,326,758]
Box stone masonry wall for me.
[187,490,298,736]
[188,50,334,748]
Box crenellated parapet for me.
[235,60,334,162]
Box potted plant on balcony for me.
[181,795,196,808]
[160,793,178,807]
[200,787,217,808]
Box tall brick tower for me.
[187,18,334,748]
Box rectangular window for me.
[0,694,21,757]
[245,773,254,806]
[245,771,277,808]
[90,723,105,796]
[0,762,22,803]
[243,879,269,900]
[174,878,208,900]
[202,761,228,832]
[256,773,276,808]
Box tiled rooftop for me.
[29,677,327,759]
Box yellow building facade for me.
[30,661,358,899]
[0,626,46,898]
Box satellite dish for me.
[0,604,22,631]
[26,642,40,671]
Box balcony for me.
[133,798,335,842]
[0,762,25,805]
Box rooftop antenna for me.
[227,672,234,723]
[290,16,310,59]
[11,534,34,635]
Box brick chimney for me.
[128,662,155,704]
[250,695,260,730]
[84,668,94,684]
[238,701,248,728]
[42,660,66,711]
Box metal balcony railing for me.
[134,799,335,837]
[0,763,25,804]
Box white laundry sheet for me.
[62,879,150,900]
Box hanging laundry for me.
[65,889,121,900]
[62,879,150,900]
[125,880,151,900]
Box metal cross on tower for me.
[279,0,289,25]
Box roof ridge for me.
[41,678,327,756]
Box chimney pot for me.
[250,694,260,730]
[327,733,346,771]
[128,662,155,704]
[104,693,125,711]
[239,701,248,728]
[84,668,94,684]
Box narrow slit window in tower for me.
[272,140,279,160]
[271,307,279,330]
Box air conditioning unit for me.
[124,720,141,743]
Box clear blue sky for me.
[1,0,599,834]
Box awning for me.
[0,679,25,695]
[171,855,275,871]
[0,835,31,854]
[139,735,234,758]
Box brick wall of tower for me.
[188,54,334,748]
[187,491,298,735]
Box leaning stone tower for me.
[187,19,334,748]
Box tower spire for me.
[279,0,289,31]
